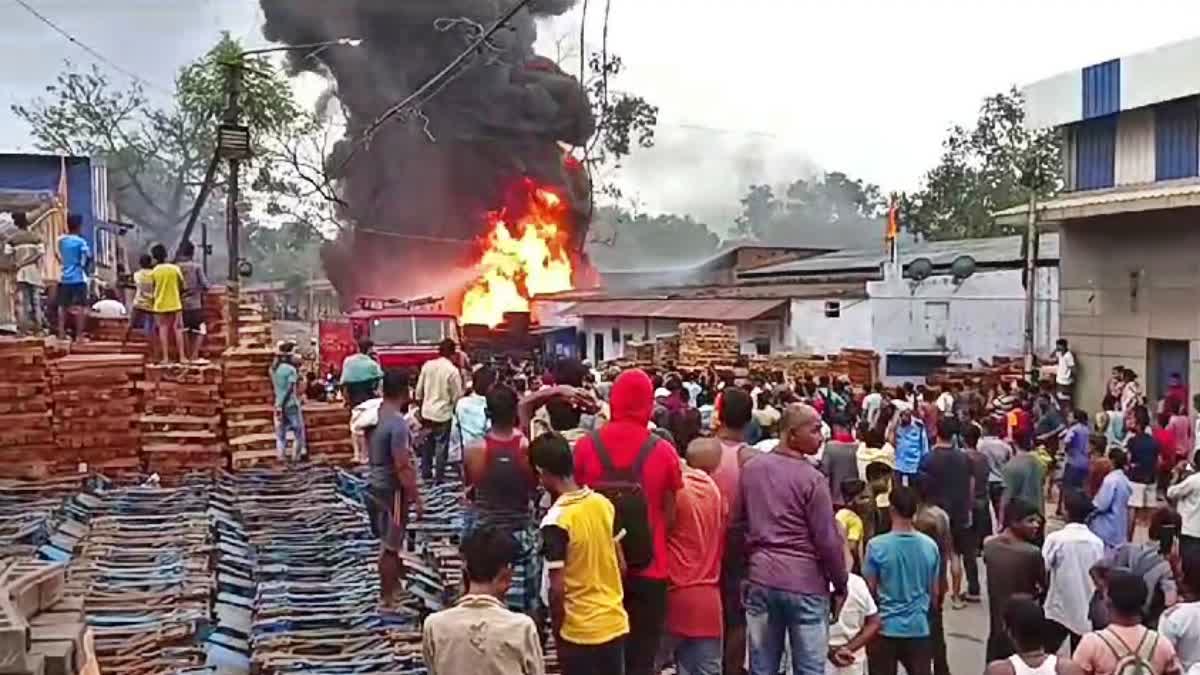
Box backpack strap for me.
[590,431,618,476]
[631,434,660,478]
[1095,629,1127,662]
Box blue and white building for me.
[998,37,1200,408]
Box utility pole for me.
[200,219,209,275]
[223,62,244,349]
[1022,189,1039,381]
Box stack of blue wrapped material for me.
[59,474,215,673]
[233,465,426,674]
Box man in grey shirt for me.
[821,414,861,507]
[176,241,209,360]
[978,417,1013,517]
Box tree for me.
[587,205,720,268]
[13,33,321,266]
[244,220,324,283]
[732,171,888,247]
[899,88,1062,240]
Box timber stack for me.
[625,342,655,369]
[200,287,229,359]
[302,403,355,466]
[0,558,97,675]
[139,363,225,478]
[222,347,279,469]
[49,354,145,479]
[654,334,680,368]
[678,322,739,370]
[236,302,271,348]
[0,339,54,480]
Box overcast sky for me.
[2,0,1199,231]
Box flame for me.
[460,181,574,327]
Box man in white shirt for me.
[1055,339,1076,402]
[862,383,885,431]
[1041,490,1105,653]
[415,338,464,484]
[1168,453,1200,561]
[935,385,956,415]
[5,212,44,333]
[91,289,128,319]
[1161,553,1200,673]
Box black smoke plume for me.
[259,0,594,302]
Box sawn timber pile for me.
[49,354,145,479]
[139,363,225,476]
[0,339,55,479]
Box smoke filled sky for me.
[1,0,1199,231]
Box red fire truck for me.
[318,296,461,374]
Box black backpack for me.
[589,431,657,572]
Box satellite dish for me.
[906,257,934,281]
[951,255,977,281]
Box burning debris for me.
[258,0,595,305]
[460,179,574,327]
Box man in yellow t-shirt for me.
[148,243,187,364]
[123,254,157,345]
[531,432,629,675]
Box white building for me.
[538,236,1060,380]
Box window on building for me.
[95,228,117,269]
[594,333,605,362]
[611,326,620,344]
[1156,101,1199,181]
[1075,115,1117,190]
[824,301,841,318]
[885,354,948,378]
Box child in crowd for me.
[836,478,870,572]
[827,522,881,675]
[865,461,894,538]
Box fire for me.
[460,181,574,327]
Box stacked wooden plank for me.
[654,334,680,368]
[199,286,229,360]
[302,403,355,466]
[0,339,55,480]
[223,347,279,469]
[0,559,98,675]
[624,342,655,368]
[678,322,739,370]
[139,364,225,476]
[925,356,1033,393]
[237,303,271,348]
[754,349,880,385]
[50,354,144,477]
[85,317,129,343]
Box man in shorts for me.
[368,370,424,609]
[176,241,209,361]
[55,214,91,340]
[123,254,157,346]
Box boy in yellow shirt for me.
[531,432,629,675]
[148,243,187,363]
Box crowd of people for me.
[322,335,1200,675]
[4,209,210,363]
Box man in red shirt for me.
[656,437,726,675]
[574,369,684,675]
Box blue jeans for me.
[656,635,721,675]
[275,406,306,459]
[745,582,829,675]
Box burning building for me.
[259,0,595,321]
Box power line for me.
[334,0,536,175]
[10,0,172,94]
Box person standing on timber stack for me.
[55,214,91,341]
[415,338,464,484]
[176,241,209,361]
[123,254,157,349]
[6,212,44,334]
[369,370,424,610]
[271,342,307,462]
[149,243,187,363]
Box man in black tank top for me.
[463,385,540,614]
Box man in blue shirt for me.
[864,484,940,675]
[890,409,929,485]
[55,214,91,340]
[1091,447,1133,550]
[271,343,306,461]
[340,339,385,406]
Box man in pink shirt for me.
[711,386,757,675]
[657,437,727,675]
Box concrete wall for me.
[1058,208,1200,411]
[789,298,873,354]
[866,268,1059,364]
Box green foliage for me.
[245,220,324,282]
[899,88,1062,240]
[587,205,720,267]
[13,33,315,261]
[733,172,886,245]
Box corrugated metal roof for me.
[993,179,1200,223]
[1083,60,1120,119]
[737,234,1059,279]
[564,299,787,321]
[1155,100,1199,181]
[537,282,866,303]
